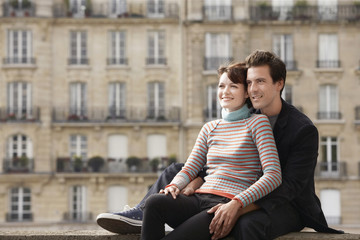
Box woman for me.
[141,62,282,240]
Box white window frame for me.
[319,84,339,119]
[272,0,293,20]
[206,84,221,120]
[108,82,126,118]
[318,0,337,20]
[7,82,32,119]
[109,0,127,17]
[9,187,32,222]
[148,82,165,119]
[108,31,126,65]
[69,185,87,221]
[147,30,166,65]
[318,34,338,68]
[70,31,87,65]
[69,134,87,160]
[320,136,339,175]
[70,0,86,18]
[147,0,164,18]
[273,34,294,69]
[7,134,33,159]
[70,83,87,117]
[205,33,231,70]
[7,30,32,64]
[204,0,232,20]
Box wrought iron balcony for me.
[3,157,34,173]
[53,2,179,19]
[317,111,342,120]
[6,212,33,222]
[204,57,234,71]
[355,106,360,121]
[315,161,347,178]
[68,58,89,65]
[2,1,36,17]
[284,60,298,71]
[107,58,128,65]
[203,5,233,21]
[316,60,341,68]
[0,107,40,122]
[146,57,167,65]
[3,57,36,65]
[249,5,360,22]
[52,106,180,123]
[63,212,93,222]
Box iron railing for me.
[107,58,128,65]
[146,57,167,65]
[316,60,341,68]
[3,57,36,65]
[0,107,40,122]
[315,161,347,178]
[203,5,233,21]
[204,57,234,71]
[63,212,93,222]
[6,212,33,222]
[2,1,36,17]
[3,158,34,173]
[317,111,342,120]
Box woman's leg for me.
[141,193,201,240]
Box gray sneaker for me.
[96,206,143,234]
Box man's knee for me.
[231,210,270,240]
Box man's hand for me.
[208,200,243,240]
[159,185,180,199]
[181,177,204,196]
[208,202,260,240]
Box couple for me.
[97,50,343,239]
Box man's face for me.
[246,65,283,116]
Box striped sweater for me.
[168,107,282,208]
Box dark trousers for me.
[139,163,304,240]
[141,193,230,240]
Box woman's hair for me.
[217,62,252,108]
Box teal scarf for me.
[221,105,251,122]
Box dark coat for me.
[255,100,343,234]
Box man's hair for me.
[245,50,286,94]
[217,62,252,108]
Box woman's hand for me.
[159,185,180,199]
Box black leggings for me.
[141,193,230,240]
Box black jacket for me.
[255,100,343,234]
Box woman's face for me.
[218,72,248,112]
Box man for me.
[97,50,343,239]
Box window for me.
[272,0,293,20]
[147,31,166,65]
[281,85,292,104]
[108,82,126,119]
[8,187,32,222]
[318,0,337,20]
[318,34,339,68]
[7,82,33,120]
[7,134,33,159]
[69,83,87,118]
[320,137,339,175]
[69,185,87,221]
[319,84,340,120]
[6,30,33,64]
[108,31,127,65]
[205,33,231,70]
[108,186,128,212]
[109,0,127,17]
[69,31,88,65]
[204,0,232,20]
[108,135,128,172]
[205,84,221,121]
[320,189,341,224]
[69,135,87,160]
[147,0,164,17]
[69,0,88,18]
[147,82,165,119]
[147,134,167,160]
[273,34,296,70]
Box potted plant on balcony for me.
[19,155,29,167]
[293,0,310,20]
[88,156,105,172]
[168,154,177,166]
[9,0,19,9]
[149,158,160,172]
[73,156,83,172]
[22,0,32,9]
[126,156,141,172]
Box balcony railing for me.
[3,57,36,65]
[52,106,180,123]
[355,106,360,121]
[203,5,233,21]
[107,58,128,65]
[3,158,34,173]
[6,212,33,222]
[284,60,297,71]
[204,57,234,71]
[317,111,342,120]
[146,57,167,65]
[316,60,341,68]
[315,161,347,178]
[2,1,36,17]
[63,212,93,222]
[249,5,360,22]
[0,107,40,122]
[53,2,179,19]
[68,58,89,65]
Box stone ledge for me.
[0,230,359,240]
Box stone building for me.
[0,0,359,227]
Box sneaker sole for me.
[96,213,142,234]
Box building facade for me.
[0,0,359,227]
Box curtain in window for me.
[273,34,294,68]
[147,82,165,118]
[272,0,293,20]
[109,31,126,64]
[108,82,126,117]
[109,0,127,16]
[7,30,32,64]
[319,84,338,119]
[205,33,231,70]
[318,34,338,67]
[7,82,32,118]
[148,31,165,64]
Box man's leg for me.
[228,203,304,240]
[96,163,184,234]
